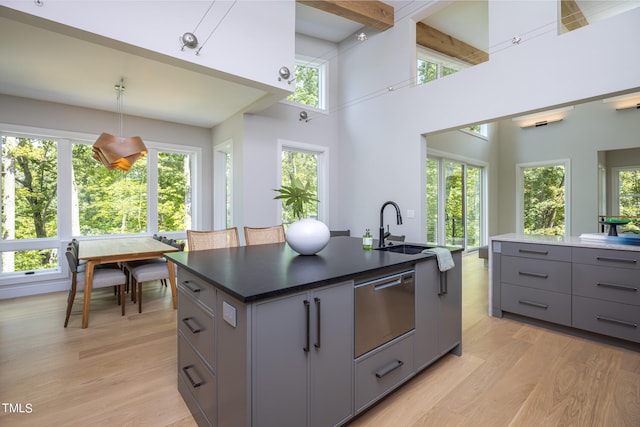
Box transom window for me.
[417,47,467,85]
[286,56,327,111]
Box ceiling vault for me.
[297,0,394,31]
[416,22,488,66]
[561,0,589,31]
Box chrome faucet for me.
[379,201,402,247]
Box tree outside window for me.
[522,165,566,235]
[280,149,319,225]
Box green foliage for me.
[274,176,318,221]
[279,150,319,224]
[287,65,320,108]
[618,169,640,233]
[523,165,565,235]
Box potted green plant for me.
[273,177,329,255]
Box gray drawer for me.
[572,247,640,269]
[501,242,571,262]
[178,288,216,371]
[501,256,571,293]
[178,334,217,423]
[178,268,216,312]
[355,333,414,413]
[572,296,640,343]
[572,264,640,307]
[501,283,572,326]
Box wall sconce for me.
[602,92,640,110]
[513,106,573,128]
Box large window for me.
[426,155,485,250]
[214,141,233,229]
[1,127,198,280]
[278,142,328,225]
[286,56,327,111]
[517,160,570,236]
[612,166,640,233]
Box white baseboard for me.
[0,279,69,299]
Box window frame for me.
[0,123,200,285]
[516,159,571,236]
[213,139,233,230]
[282,55,328,112]
[277,139,329,224]
[416,46,469,85]
[612,165,640,217]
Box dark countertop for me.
[166,236,457,303]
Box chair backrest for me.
[244,225,286,246]
[167,238,186,251]
[152,234,163,241]
[65,246,79,273]
[330,229,350,237]
[187,228,240,251]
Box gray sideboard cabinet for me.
[252,280,354,427]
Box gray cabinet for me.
[252,281,353,427]
[492,239,640,345]
[414,253,462,371]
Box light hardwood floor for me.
[1,256,638,426]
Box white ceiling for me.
[1,1,637,129]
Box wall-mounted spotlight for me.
[299,111,309,122]
[180,32,199,50]
[357,32,368,42]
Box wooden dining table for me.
[78,237,180,328]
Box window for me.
[214,141,233,229]
[278,142,328,225]
[517,160,570,236]
[417,47,466,85]
[462,124,488,138]
[612,167,640,233]
[426,154,485,250]
[286,56,326,110]
[0,126,198,281]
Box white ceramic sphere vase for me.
[286,218,331,255]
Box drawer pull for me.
[596,282,638,292]
[596,256,637,264]
[518,271,549,279]
[519,249,549,255]
[303,300,310,353]
[375,360,404,379]
[182,280,202,293]
[596,316,637,329]
[182,317,202,334]
[182,365,205,388]
[518,299,549,309]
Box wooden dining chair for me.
[64,246,127,327]
[244,225,286,246]
[125,239,185,314]
[187,228,240,251]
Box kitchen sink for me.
[374,244,433,255]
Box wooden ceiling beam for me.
[561,0,589,31]
[416,22,488,66]
[297,0,394,31]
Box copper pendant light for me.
[92,79,147,172]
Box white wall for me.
[336,2,640,242]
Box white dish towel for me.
[422,247,454,272]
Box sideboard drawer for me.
[178,288,216,371]
[572,247,640,270]
[501,256,571,293]
[572,296,640,343]
[501,242,571,262]
[501,283,571,326]
[178,268,216,312]
[572,264,640,307]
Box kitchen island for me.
[166,236,462,427]
[490,233,640,349]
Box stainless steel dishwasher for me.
[354,269,415,358]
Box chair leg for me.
[131,277,137,303]
[120,284,126,316]
[138,282,143,314]
[64,280,77,328]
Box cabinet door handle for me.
[596,316,637,328]
[182,365,205,388]
[596,256,637,264]
[596,282,638,292]
[314,297,321,349]
[182,317,202,334]
[375,360,404,379]
[518,271,549,279]
[519,249,549,255]
[518,299,549,309]
[182,280,201,293]
[438,272,448,295]
[303,300,310,353]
